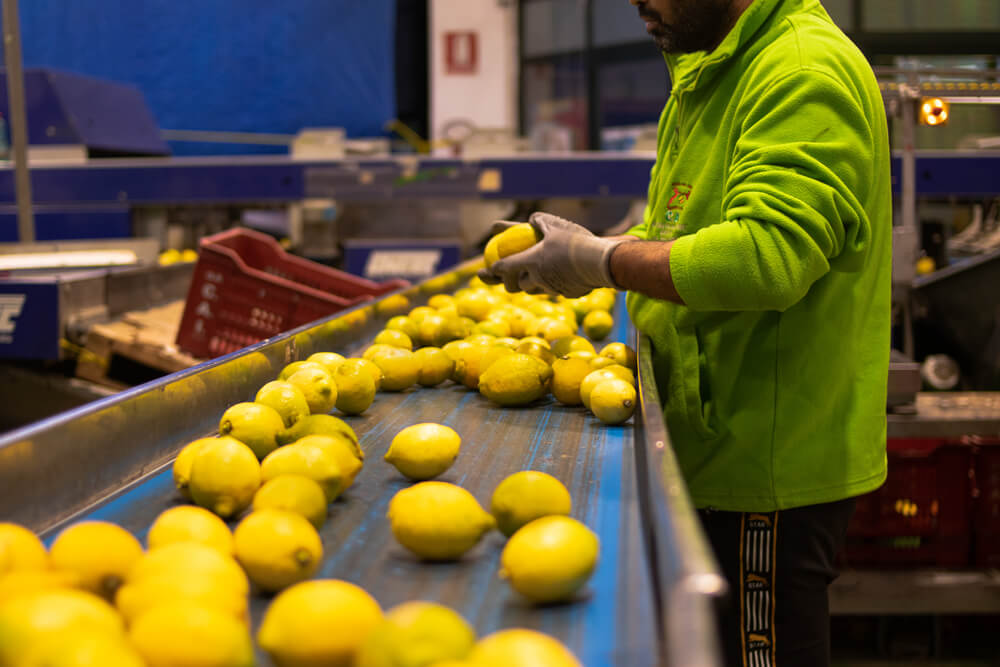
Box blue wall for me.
[1,1,396,154]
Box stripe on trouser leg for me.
[742,511,777,667]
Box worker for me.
[480,0,890,665]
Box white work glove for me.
[478,212,628,298]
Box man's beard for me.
[642,0,732,54]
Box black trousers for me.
[698,497,856,667]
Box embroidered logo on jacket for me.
[651,182,692,240]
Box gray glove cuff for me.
[571,234,627,290]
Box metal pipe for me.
[2,0,34,243]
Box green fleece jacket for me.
[627,0,891,511]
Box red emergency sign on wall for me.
[444,31,478,74]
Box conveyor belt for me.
[34,296,661,667]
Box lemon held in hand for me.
[234,509,322,593]
[490,471,572,538]
[388,482,495,561]
[500,516,598,604]
[484,223,541,268]
[385,423,461,481]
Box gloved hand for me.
[478,212,629,298]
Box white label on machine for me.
[364,250,441,279]
[0,294,25,337]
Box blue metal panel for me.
[890,154,1000,197]
[0,280,60,359]
[479,156,655,199]
[0,206,130,241]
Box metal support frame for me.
[1,0,34,243]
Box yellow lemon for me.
[146,506,233,556]
[259,579,383,667]
[407,306,436,326]
[449,340,496,390]
[347,357,385,392]
[370,348,420,392]
[261,440,344,502]
[385,316,420,341]
[515,339,555,366]
[233,509,322,593]
[598,342,637,372]
[188,438,261,518]
[374,329,413,351]
[413,347,455,387]
[278,413,362,457]
[219,402,285,459]
[550,356,595,406]
[535,318,575,343]
[306,352,346,374]
[357,601,476,667]
[288,367,339,414]
[479,353,553,407]
[115,577,249,626]
[455,290,500,322]
[376,294,410,317]
[49,522,143,600]
[588,355,618,370]
[473,319,510,337]
[490,472,572,538]
[332,361,378,415]
[128,542,248,596]
[499,516,598,603]
[172,437,216,501]
[0,570,80,604]
[256,380,311,428]
[21,629,145,667]
[589,379,637,425]
[294,434,363,489]
[549,336,595,358]
[469,629,581,667]
[385,423,461,481]
[129,601,255,667]
[0,523,47,575]
[582,310,614,341]
[0,589,125,665]
[484,223,540,268]
[278,360,330,382]
[388,482,495,561]
[253,474,329,530]
[579,367,635,411]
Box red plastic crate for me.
[176,228,408,358]
[972,441,1000,536]
[843,536,971,568]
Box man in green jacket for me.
[481,0,891,664]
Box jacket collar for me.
[664,0,817,93]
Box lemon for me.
[128,542,248,596]
[455,291,499,322]
[253,474,329,530]
[492,336,519,349]
[294,434,363,489]
[307,352,347,374]
[385,316,420,341]
[484,223,540,268]
[376,294,410,317]
[385,424,461,481]
[341,357,383,393]
[147,505,233,556]
[363,344,398,361]
[506,310,538,338]
[412,347,454,387]
[469,629,581,667]
[0,523,47,575]
[427,294,454,310]
[499,516,598,603]
[478,344,517,378]
[258,579,383,667]
[233,509,322,593]
[535,318,574,342]
[172,437,215,501]
[550,336,595,358]
[582,310,614,341]
[158,249,181,266]
[550,356,594,406]
[262,440,344,502]
[449,340,496,390]
[407,306,436,326]
[288,367,339,414]
[589,379,637,424]
[333,361,378,415]
[490,472,572,538]
[473,319,510,337]
[115,576,249,626]
[357,601,476,667]
[256,380,312,428]
[598,342,637,372]
[188,437,261,518]
[279,360,330,382]
[515,339,555,366]
[588,355,618,370]
[21,629,145,667]
[388,482,495,561]
[49,522,143,600]
[0,589,125,665]
[129,601,255,667]
[0,570,80,604]
[374,329,413,351]
[279,413,362,458]
[370,348,420,392]
[219,402,285,459]
[579,367,635,410]
[479,353,553,407]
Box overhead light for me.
[920,97,949,126]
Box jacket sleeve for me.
[669,68,875,312]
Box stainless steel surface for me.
[888,392,1000,439]
[830,570,1000,615]
[1,0,34,242]
[635,335,725,667]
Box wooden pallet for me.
[75,300,204,389]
